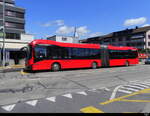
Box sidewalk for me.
[0,65,25,73]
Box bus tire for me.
[125,61,129,67]
[92,62,98,69]
[51,63,61,72]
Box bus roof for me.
[30,40,101,49]
[29,40,137,50]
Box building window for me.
[62,37,67,41]
[148,42,150,46]
[6,33,20,40]
[148,35,150,39]
[126,38,130,41]
[104,39,109,42]
[5,10,24,18]
[5,22,24,29]
[112,39,115,42]
[118,38,123,41]
[126,43,130,46]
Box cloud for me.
[42,20,64,27]
[56,26,74,34]
[56,26,90,36]
[124,17,147,26]
[142,24,150,27]
[76,26,90,36]
[89,32,102,37]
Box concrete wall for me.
[56,36,74,43]
[21,34,34,42]
[48,36,79,43]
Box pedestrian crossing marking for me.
[80,106,104,113]
[124,85,145,90]
[120,87,140,92]
[132,83,150,88]
[118,89,132,94]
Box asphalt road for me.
[0,64,150,113]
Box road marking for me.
[120,99,150,103]
[110,85,123,100]
[80,106,104,113]
[129,80,140,83]
[142,82,150,86]
[101,87,110,91]
[132,83,150,88]
[120,87,139,92]
[76,91,87,96]
[46,97,56,102]
[118,89,133,94]
[26,100,38,106]
[20,70,29,75]
[100,88,150,105]
[123,112,135,113]
[62,94,73,99]
[124,85,145,90]
[88,89,97,92]
[2,104,16,112]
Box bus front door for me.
[101,46,109,67]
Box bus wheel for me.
[92,62,97,69]
[125,61,129,67]
[51,63,61,71]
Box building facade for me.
[0,0,34,66]
[80,26,150,50]
[47,35,79,43]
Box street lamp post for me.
[2,0,5,67]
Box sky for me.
[15,0,150,40]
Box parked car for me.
[145,58,150,64]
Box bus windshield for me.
[34,45,47,62]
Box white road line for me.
[110,85,123,100]
[120,87,139,92]
[26,100,38,106]
[124,85,145,90]
[88,89,97,92]
[129,80,140,83]
[133,83,150,88]
[101,87,110,91]
[46,97,56,102]
[142,82,150,85]
[62,94,73,99]
[76,91,87,96]
[118,89,133,94]
[2,104,16,112]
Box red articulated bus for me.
[25,40,139,71]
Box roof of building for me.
[133,26,150,33]
[81,26,150,42]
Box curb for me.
[0,68,24,73]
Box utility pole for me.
[73,27,79,43]
[73,27,77,38]
[2,0,6,67]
